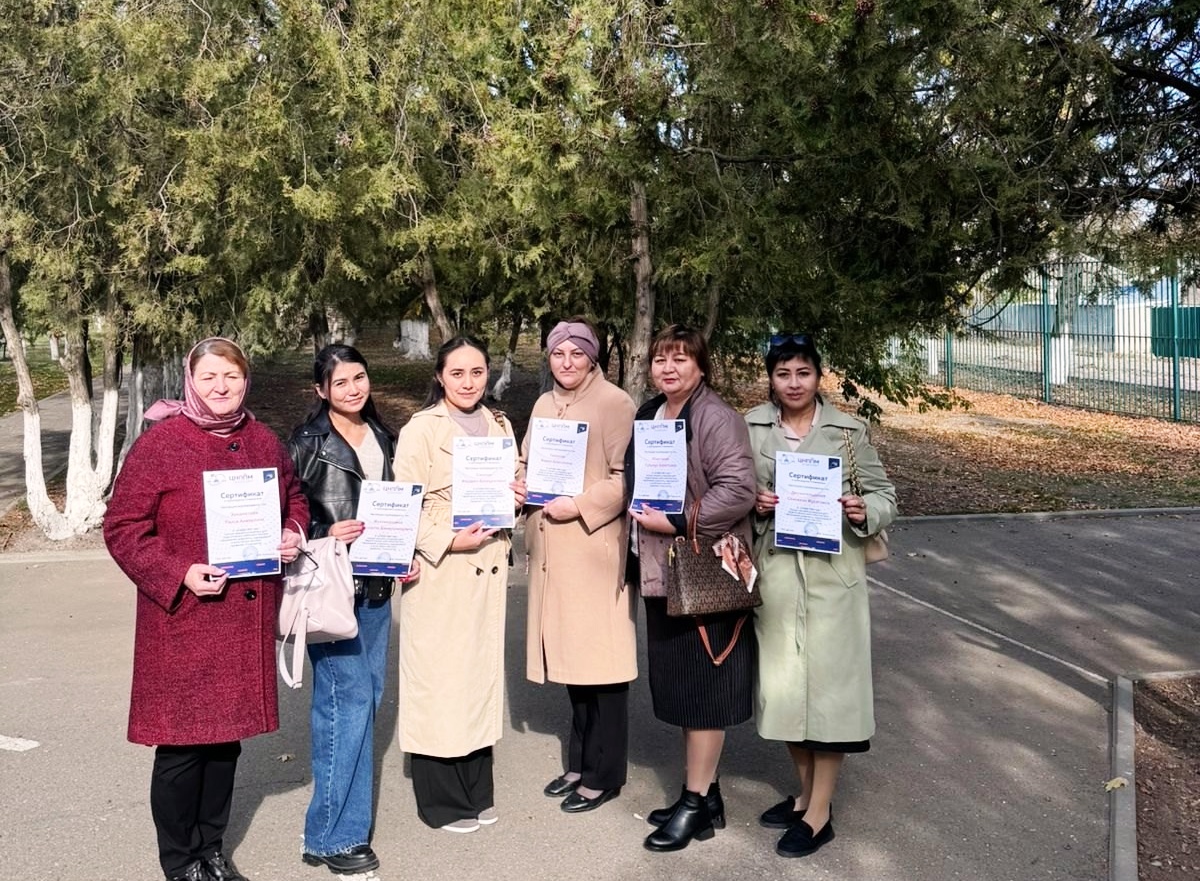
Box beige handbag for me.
[842,429,889,564]
[277,536,358,688]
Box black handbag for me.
[665,498,761,665]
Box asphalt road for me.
[2,511,1198,881]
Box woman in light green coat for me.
[744,333,897,860]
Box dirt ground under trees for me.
[2,329,1197,877]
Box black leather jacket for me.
[287,409,397,598]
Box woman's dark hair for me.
[765,333,824,406]
[649,324,712,381]
[303,344,395,438]
[422,335,491,409]
[765,333,823,376]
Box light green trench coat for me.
[745,401,898,744]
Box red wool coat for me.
[104,415,308,746]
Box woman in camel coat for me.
[521,318,637,813]
[391,336,524,834]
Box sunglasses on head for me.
[769,333,813,349]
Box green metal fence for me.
[917,261,1200,423]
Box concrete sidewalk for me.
[0,388,79,515]
[2,512,1198,881]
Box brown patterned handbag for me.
[842,428,890,564]
[666,498,762,613]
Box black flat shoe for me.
[776,818,835,858]
[301,844,380,875]
[561,787,621,813]
[543,774,580,797]
[201,852,246,881]
[167,862,211,881]
[759,795,806,829]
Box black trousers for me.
[565,682,629,790]
[150,741,242,877]
[410,747,494,829]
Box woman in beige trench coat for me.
[392,336,525,834]
[521,318,637,813]
[746,333,897,859]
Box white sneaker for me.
[440,818,481,834]
[477,806,498,826]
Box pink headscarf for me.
[546,320,600,364]
[144,338,253,436]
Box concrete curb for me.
[901,506,1200,524]
[1109,668,1200,881]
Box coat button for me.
[244,589,257,600]
[767,548,775,556]
[491,566,499,574]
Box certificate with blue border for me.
[451,436,516,529]
[773,451,843,554]
[349,481,424,577]
[526,418,589,506]
[203,467,282,577]
[631,419,687,514]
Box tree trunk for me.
[120,333,165,468]
[491,310,522,401]
[0,246,72,537]
[421,253,455,342]
[624,180,654,403]
[702,276,721,340]
[394,319,431,359]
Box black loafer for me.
[543,774,580,797]
[561,787,621,813]
[201,852,247,881]
[759,795,806,829]
[168,862,211,881]
[301,844,380,875]
[776,818,835,858]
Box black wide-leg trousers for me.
[150,741,242,877]
[565,682,630,791]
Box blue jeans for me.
[304,597,391,856]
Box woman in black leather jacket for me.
[287,344,405,876]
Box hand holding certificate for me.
[774,451,844,554]
[525,417,589,506]
[631,419,687,514]
[452,436,516,529]
[204,467,283,577]
[349,481,425,577]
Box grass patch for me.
[0,348,70,416]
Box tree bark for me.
[0,244,65,536]
[625,180,654,403]
[702,276,721,340]
[421,252,455,343]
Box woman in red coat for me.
[104,338,307,881]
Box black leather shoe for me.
[167,862,211,881]
[301,845,380,875]
[561,787,621,813]
[648,780,725,829]
[759,795,806,829]
[644,789,715,852]
[776,817,835,858]
[201,852,246,881]
[543,774,580,797]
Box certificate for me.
[349,481,424,577]
[631,419,687,514]
[203,467,282,577]
[451,436,516,529]
[525,418,589,506]
[774,451,843,554]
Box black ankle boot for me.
[647,780,725,829]
[644,789,715,852]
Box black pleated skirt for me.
[643,597,755,729]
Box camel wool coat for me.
[745,401,898,744]
[521,369,637,685]
[392,403,515,758]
